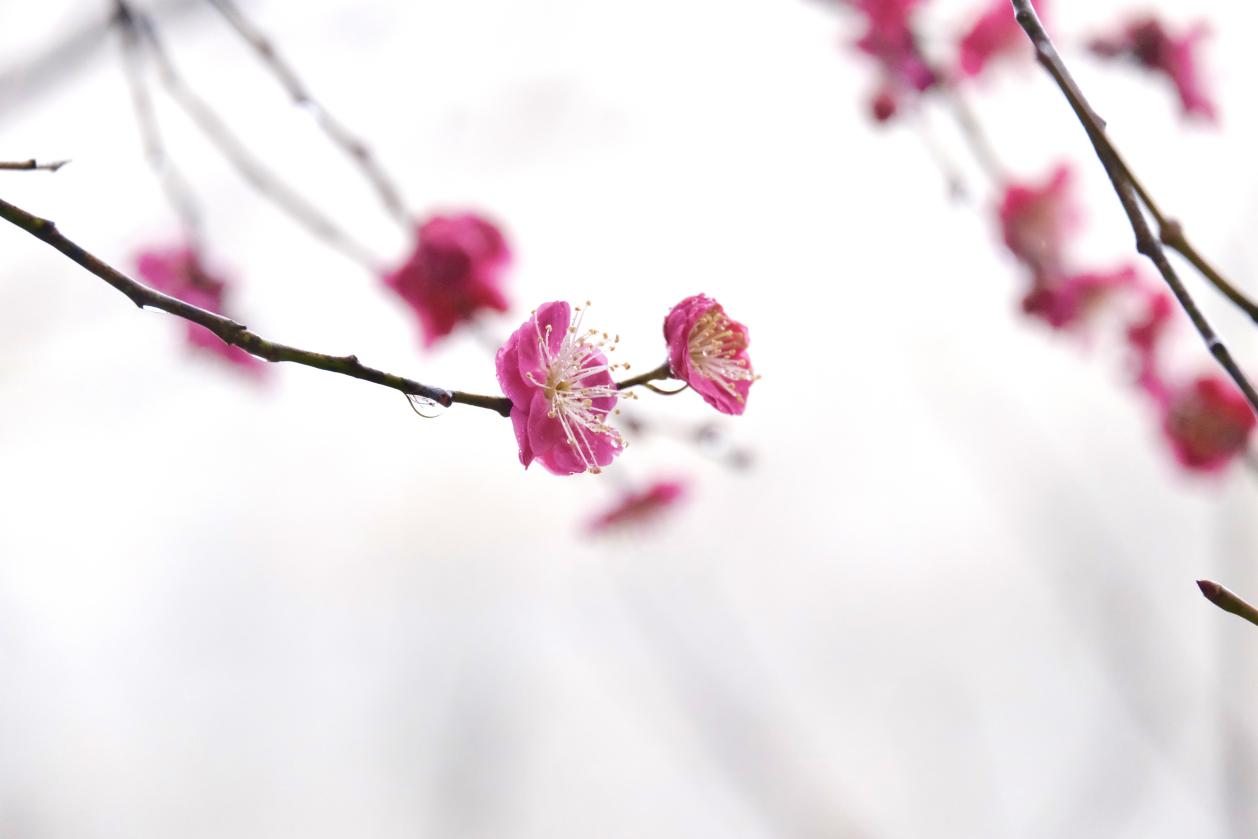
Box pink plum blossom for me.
[496,301,625,475]
[383,212,511,348]
[851,0,938,121]
[1161,376,1255,473]
[997,164,1077,275]
[1126,289,1175,401]
[1089,17,1217,122]
[1020,265,1136,331]
[587,479,687,534]
[664,294,755,416]
[135,246,266,377]
[958,0,1043,77]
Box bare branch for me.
[204,0,412,230]
[113,0,204,247]
[0,193,511,417]
[1009,0,1258,416]
[0,159,70,172]
[615,361,673,391]
[115,1,382,271]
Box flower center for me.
[530,305,625,473]
[687,309,753,400]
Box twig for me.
[937,84,1006,185]
[0,193,510,417]
[115,1,382,271]
[616,361,673,391]
[0,0,201,120]
[204,0,412,230]
[1009,0,1258,416]
[1197,580,1258,629]
[113,1,204,247]
[0,159,70,172]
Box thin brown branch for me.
[1197,580,1258,629]
[115,1,382,271]
[0,193,510,417]
[204,0,412,230]
[0,159,70,172]
[616,361,673,391]
[1009,0,1258,416]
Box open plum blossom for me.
[587,479,687,534]
[496,301,625,475]
[664,294,755,415]
[1089,17,1216,122]
[136,246,266,377]
[851,0,938,122]
[383,213,511,348]
[1160,376,1255,473]
[958,0,1044,77]
[1019,265,1136,331]
[997,164,1077,276]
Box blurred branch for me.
[113,1,382,271]
[0,193,511,417]
[114,3,204,247]
[1010,0,1258,416]
[1198,580,1258,629]
[937,84,1006,185]
[0,0,201,118]
[0,159,70,172]
[620,411,754,470]
[204,0,412,230]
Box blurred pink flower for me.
[587,479,687,533]
[1126,288,1175,401]
[664,294,755,416]
[383,213,511,348]
[1019,264,1136,331]
[958,0,1043,77]
[1161,375,1255,472]
[1089,17,1217,122]
[998,164,1077,275]
[870,87,900,123]
[496,301,624,475]
[851,0,938,121]
[135,246,266,377]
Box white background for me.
[3,0,1258,836]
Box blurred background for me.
[3,0,1258,836]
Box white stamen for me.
[687,309,754,401]
[527,305,624,472]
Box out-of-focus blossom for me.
[136,246,266,377]
[958,0,1043,77]
[997,164,1077,275]
[870,88,899,123]
[496,301,624,475]
[664,294,755,416]
[1020,264,1135,331]
[1089,17,1217,122]
[587,479,687,533]
[1161,375,1255,472]
[1126,288,1175,400]
[851,0,938,121]
[383,213,511,348]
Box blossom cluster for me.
[836,0,1215,127]
[996,165,1253,473]
[830,0,1250,475]
[495,295,755,476]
